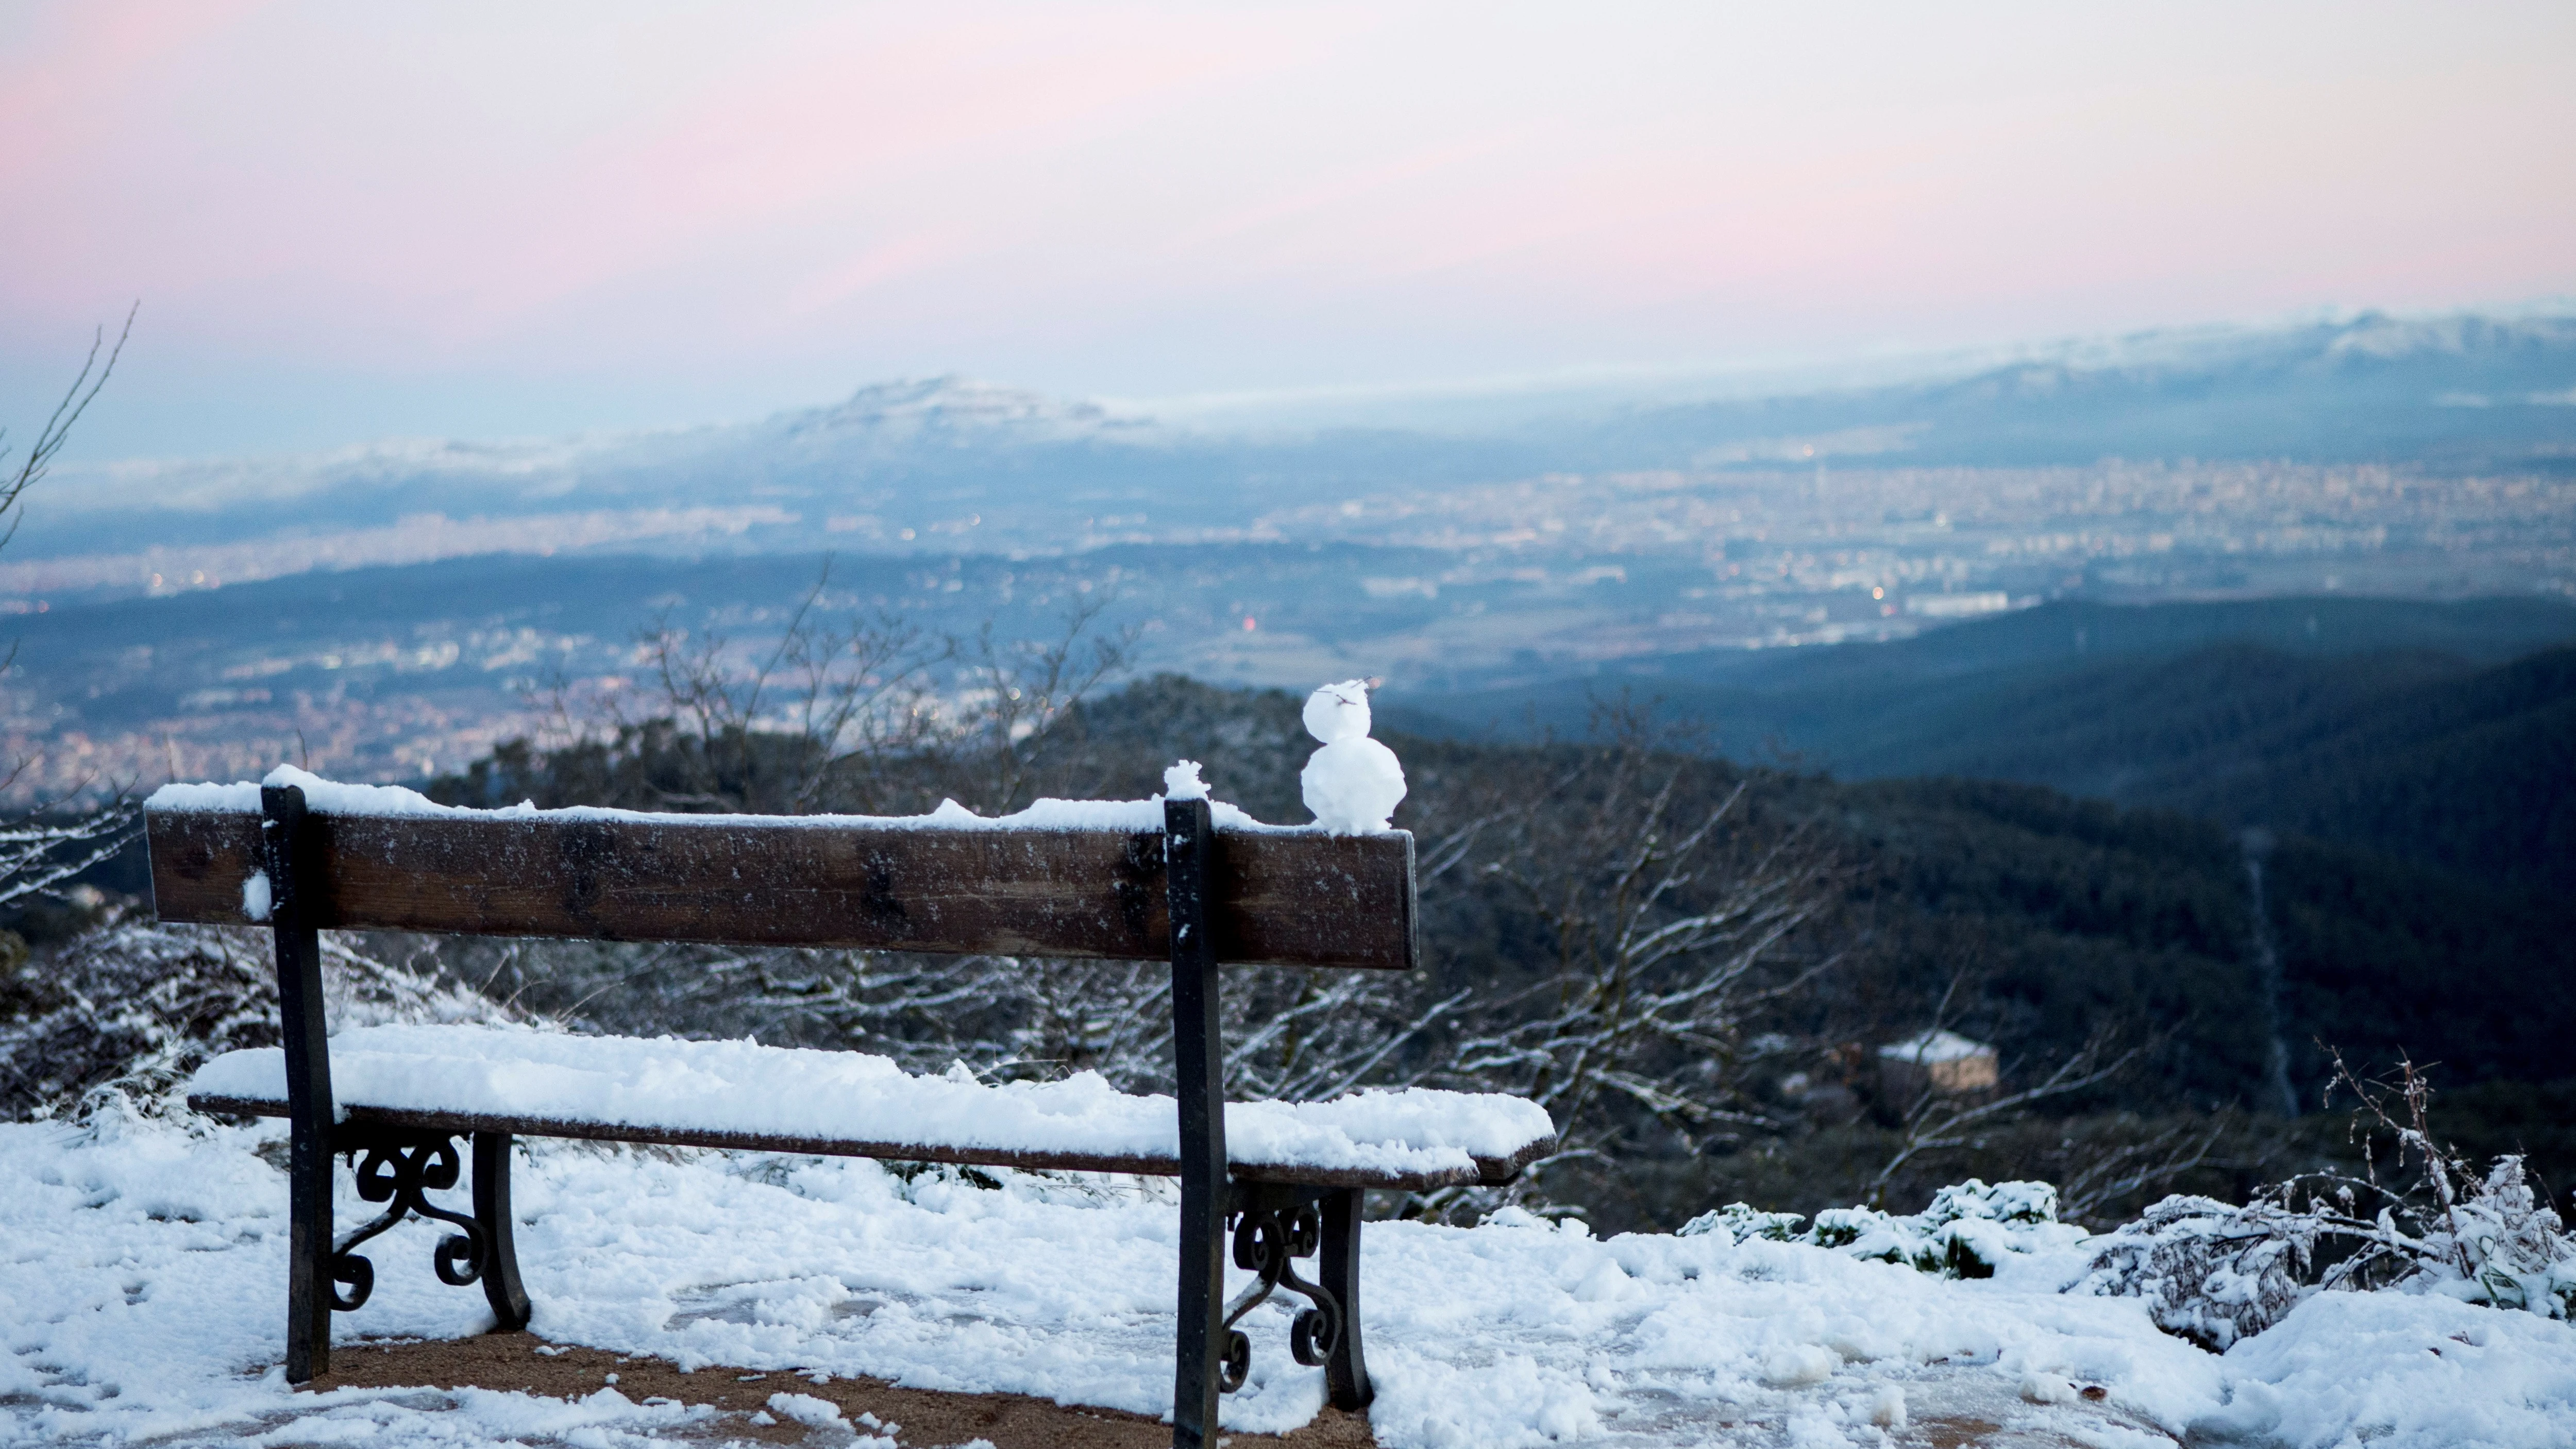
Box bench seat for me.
[188,1024,1556,1190]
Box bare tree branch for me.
[1,304,137,555]
[0,309,144,902]
[1868,1034,2140,1205]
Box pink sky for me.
[4,0,2572,456]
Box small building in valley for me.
[1877,1029,2000,1102]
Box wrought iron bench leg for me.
[473,1132,532,1330]
[1319,1187,1372,1410]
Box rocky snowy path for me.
[4,1111,2570,1448]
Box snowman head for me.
[1302,679,1373,744]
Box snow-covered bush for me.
[2301,1055,2576,1322]
[2078,1056,2576,1348]
[0,912,524,1122]
[2076,1160,2576,1351]
[2075,1192,2319,1350]
[1680,1201,1808,1244]
[1680,1178,2086,1277]
[2412,1157,2576,1319]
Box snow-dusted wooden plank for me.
[146,805,1416,971]
[185,1026,1554,1189]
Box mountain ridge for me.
[29,307,2575,576]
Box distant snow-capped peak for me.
[778,376,1143,443]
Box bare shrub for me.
[516,564,1132,818]
[0,310,143,902]
[2079,1052,2576,1347]
[0,911,520,1123]
[1391,709,1846,1218]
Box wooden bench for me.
[146,776,1554,1449]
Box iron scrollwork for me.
[1217,1187,1345,1393]
[328,1130,490,1312]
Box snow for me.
[2021,1370,2081,1404]
[1302,679,1373,744]
[1683,1179,2089,1280]
[2195,1290,2576,1448]
[763,1390,835,1426]
[1161,759,1208,802]
[187,1024,1555,1180]
[1864,1383,1906,1429]
[765,1389,894,1443]
[1876,1030,1992,1065]
[5,1110,2572,1448]
[1300,680,1407,835]
[144,764,1304,836]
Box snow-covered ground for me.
[5,1109,2571,1448]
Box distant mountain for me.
[30,309,2576,588]
[770,376,1139,446]
[1578,311,2576,471]
[25,374,1543,582]
[34,377,1196,558]
[1386,595,2576,891]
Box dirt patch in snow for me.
[312,1331,1379,1447]
[305,1335,2156,1447]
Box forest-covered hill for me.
[1389,595,2576,892]
[379,671,2576,1223]
[1088,679,2574,1104]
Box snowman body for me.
[1299,679,1407,834]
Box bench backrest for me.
[148,793,1417,971]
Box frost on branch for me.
[0,805,137,916]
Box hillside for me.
[1045,677,2576,1149]
[1388,595,2576,891]
[2161,644,2576,887]
[1868,642,2576,891]
[384,673,2576,1220]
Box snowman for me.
[1299,679,1406,833]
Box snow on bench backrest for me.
[145,767,1417,971]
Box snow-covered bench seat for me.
[187,1025,1554,1189]
[147,768,1552,1448]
